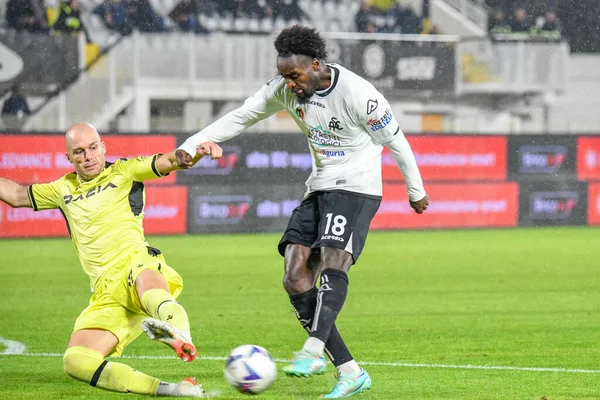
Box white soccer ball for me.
[224,344,277,394]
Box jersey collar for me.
[315,65,339,98]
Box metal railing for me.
[457,38,570,94]
[21,32,569,132]
[444,0,489,31]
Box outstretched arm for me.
[177,77,286,167]
[155,142,223,175]
[0,177,32,208]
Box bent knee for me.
[282,273,313,295]
[63,346,105,382]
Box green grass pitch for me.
[1,227,600,399]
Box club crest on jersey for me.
[328,117,343,131]
[295,107,304,121]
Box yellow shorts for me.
[73,245,184,357]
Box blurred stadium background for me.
[1,0,600,235]
[2,1,600,398]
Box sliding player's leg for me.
[125,246,196,362]
[63,295,203,397]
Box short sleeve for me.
[29,180,62,211]
[114,154,166,182]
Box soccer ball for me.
[224,344,277,394]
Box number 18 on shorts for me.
[278,190,381,263]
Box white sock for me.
[156,381,177,396]
[302,337,325,355]
[337,360,361,377]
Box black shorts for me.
[278,190,382,263]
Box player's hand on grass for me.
[197,141,222,160]
[410,195,429,214]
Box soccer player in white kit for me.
[178,25,429,398]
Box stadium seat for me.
[260,17,274,33]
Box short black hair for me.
[274,25,328,60]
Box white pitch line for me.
[0,337,27,355]
[2,352,600,374]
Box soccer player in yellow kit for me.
[0,123,222,397]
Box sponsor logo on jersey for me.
[313,148,346,158]
[295,107,304,121]
[308,100,325,108]
[367,109,393,131]
[328,117,343,131]
[366,99,378,114]
[307,125,341,147]
[320,234,345,242]
[64,182,118,204]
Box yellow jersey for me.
[28,155,168,289]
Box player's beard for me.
[296,89,315,103]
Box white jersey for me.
[179,64,426,200]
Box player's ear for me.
[100,141,106,154]
[312,58,320,71]
[65,152,72,164]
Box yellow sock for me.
[63,346,160,395]
[98,361,160,395]
[141,288,191,333]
